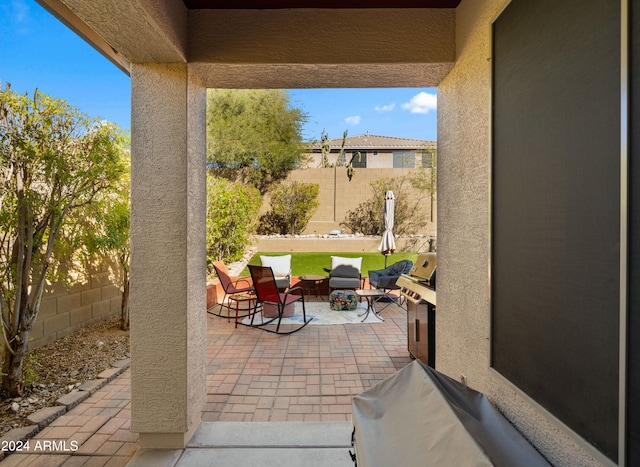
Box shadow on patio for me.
[203,297,412,423]
[0,296,411,466]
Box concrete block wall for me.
[28,263,122,351]
[277,167,436,235]
[254,235,434,254]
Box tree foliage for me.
[258,181,320,235]
[76,151,131,330]
[0,85,127,395]
[340,169,436,236]
[206,89,308,194]
[206,175,262,271]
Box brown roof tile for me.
[309,133,436,151]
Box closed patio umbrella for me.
[378,190,396,267]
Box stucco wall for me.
[302,151,432,169]
[30,264,122,351]
[276,167,436,236]
[437,1,605,465]
[130,63,207,447]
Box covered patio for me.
[29,0,640,465]
[0,300,410,465]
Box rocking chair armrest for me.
[231,277,252,289]
[285,286,305,297]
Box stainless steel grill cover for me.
[351,360,550,467]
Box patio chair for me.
[259,254,292,290]
[247,265,312,334]
[328,256,363,292]
[368,259,413,309]
[210,261,254,321]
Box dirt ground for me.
[0,317,130,437]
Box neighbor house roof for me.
[310,134,436,151]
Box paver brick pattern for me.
[0,297,411,465]
[203,298,412,422]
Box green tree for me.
[78,152,131,331]
[258,181,320,235]
[206,176,262,270]
[206,89,308,194]
[0,85,127,396]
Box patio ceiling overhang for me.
[36,0,458,88]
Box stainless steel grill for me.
[398,253,436,367]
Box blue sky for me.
[1,0,438,142]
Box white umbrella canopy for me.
[378,191,396,266]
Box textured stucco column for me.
[129,63,207,448]
[437,1,603,465]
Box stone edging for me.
[0,358,131,461]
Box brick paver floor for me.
[0,369,135,466]
[203,298,411,422]
[0,298,411,465]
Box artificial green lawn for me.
[241,251,419,277]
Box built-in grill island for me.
[396,252,436,367]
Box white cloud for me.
[11,0,29,22]
[374,103,395,112]
[345,115,361,126]
[401,92,437,114]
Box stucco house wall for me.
[302,134,436,169]
[438,1,604,465]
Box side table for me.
[299,274,326,300]
[355,289,386,322]
[227,292,259,328]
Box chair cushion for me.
[260,255,291,277]
[369,260,413,289]
[274,277,290,290]
[331,256,362,271]
[329,277,361,289]
[368,273,398,289]
[330,256,362,279]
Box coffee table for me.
[355,289,386,322]
[299,274,326,300]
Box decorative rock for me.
[10,402,19,412]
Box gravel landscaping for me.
[0,317,130,437]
